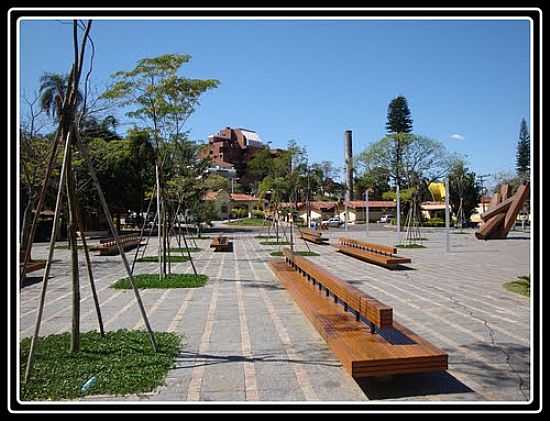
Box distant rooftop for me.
[239,128,263,144]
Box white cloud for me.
[450,134,465,141]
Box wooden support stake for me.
[130,184,156,274]
[65,146,81,353]
[24,131,72,383]
[74,180,104,336]
[75,131,158,352]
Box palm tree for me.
[39,72,82,120]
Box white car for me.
[325,217,343,227]
[378,214,392,224]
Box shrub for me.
[423,217,445,227]
[251,209,265,219]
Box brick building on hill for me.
[202,127,266,168]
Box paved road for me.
[19,228,531,403]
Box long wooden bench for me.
[299,228,329,245]
[92,234,144,256]
[210,235,233,252]
[337,237,411,269]
[268,248,447,378]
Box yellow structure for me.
[428,182,446,202]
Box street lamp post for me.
[396,182,401,245]
[445,176,451,253]
[365,189,370,237]
[389,132,401,245]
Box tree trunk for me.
[66,147,80,353]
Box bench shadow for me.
[502,236,531,240]
[218,278,284,291]
[21,276,49,288]
[376,327,417,345]
[356,371,476,400]
[389,264,416,271]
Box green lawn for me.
[20,329,181,401]
[137,255,190,263]
[259,240,291,246]
[112,273,208,289]
[270,250,319,257]
[503,275,530,298]
[168,247,202,253]
[225,218,266,226]
[395,243,426,248]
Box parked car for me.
[378,214,392,224]
[325,217,343,227]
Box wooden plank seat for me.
[336,237,411,269]
[268,248,447,378]
[299,228,329,244]
[210,235,233,252]
[93,234,144,256]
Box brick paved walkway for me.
[19,228,531,402]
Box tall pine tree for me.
[385,96,413,189]
[386,96,413,134]
[516,118,530,180]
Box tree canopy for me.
[386,96,413,134]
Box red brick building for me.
[202,127,267,168]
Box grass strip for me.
[259,241,291,246]
[225,218,266,226]
[20,329,181,401]
[503,276,530,298]
[168,247,202,253]
[112,273,208,289]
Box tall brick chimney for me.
[344,130,353,201]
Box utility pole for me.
[365,189,370,237]
[445,176,450,253]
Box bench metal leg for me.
[325,288,330,297]
[356,311,360,322]
[344,303,348,312]
[369,322,376,334]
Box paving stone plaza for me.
[19,226,531,403]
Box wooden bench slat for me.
[338,246,412,267]
[299,228,329,244]
[283,248,392,329]
[210,235,233,252]
[336,238,411,269]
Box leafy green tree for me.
[204,174,230,192]
[354,167,391,200]
[448,159,482,224]
[102,54,219,275]
[80,115,121,141]
[358,134,452,190]
[102,54,219,152]
[516,118,530,180]
[74,137,153,217]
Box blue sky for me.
[19,19,531,183]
